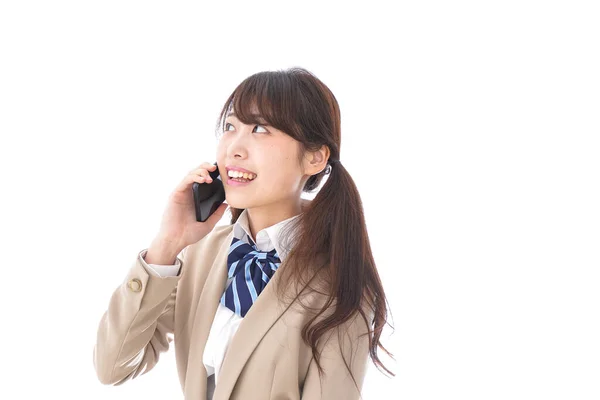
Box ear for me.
[303,145,331,176]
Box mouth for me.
[225,168,257,186]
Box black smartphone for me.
[192,162,226,222]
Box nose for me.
[224,126,252,160]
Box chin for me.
[224,194,253,210]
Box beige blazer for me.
[93,223,372,399]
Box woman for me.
[93,67,394,399]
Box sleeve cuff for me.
[139,249,182,277]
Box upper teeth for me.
[228,170,256,180]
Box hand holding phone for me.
[192,162,226,222]
[152,162,228,252]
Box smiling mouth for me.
[226,170,257,181]
[228,176,255,184]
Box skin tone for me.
[216,108,330,242]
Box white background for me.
[1,1,598,399]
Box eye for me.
[253,125,268,133]
[224,122,269,134]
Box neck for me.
[246,198,304,242]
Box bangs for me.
[216,70,301,137]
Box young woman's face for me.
[216,111,307,211]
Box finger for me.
[191,168,213,183]
[182,174,206,187]
[199,162,217,171]
[176,173,206,191]
[189,162,216,174]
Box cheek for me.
[268,164,301,189]
[215,143,224,159]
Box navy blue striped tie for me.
[220,236,282,317]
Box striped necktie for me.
[220,236,282,317]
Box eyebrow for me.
[226,112,268,124]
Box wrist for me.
[145,237,182,265]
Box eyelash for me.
[224,122,269,134]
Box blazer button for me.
[127,278,142,292]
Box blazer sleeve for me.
[301,310,373,399]
[92,246,187,385]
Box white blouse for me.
[139,209,300,386]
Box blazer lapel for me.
[212,231,294,399]
[184,227,234,398]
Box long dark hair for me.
[213,67,395,388]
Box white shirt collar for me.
[232,209,301,261]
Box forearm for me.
[93,249,180,385]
